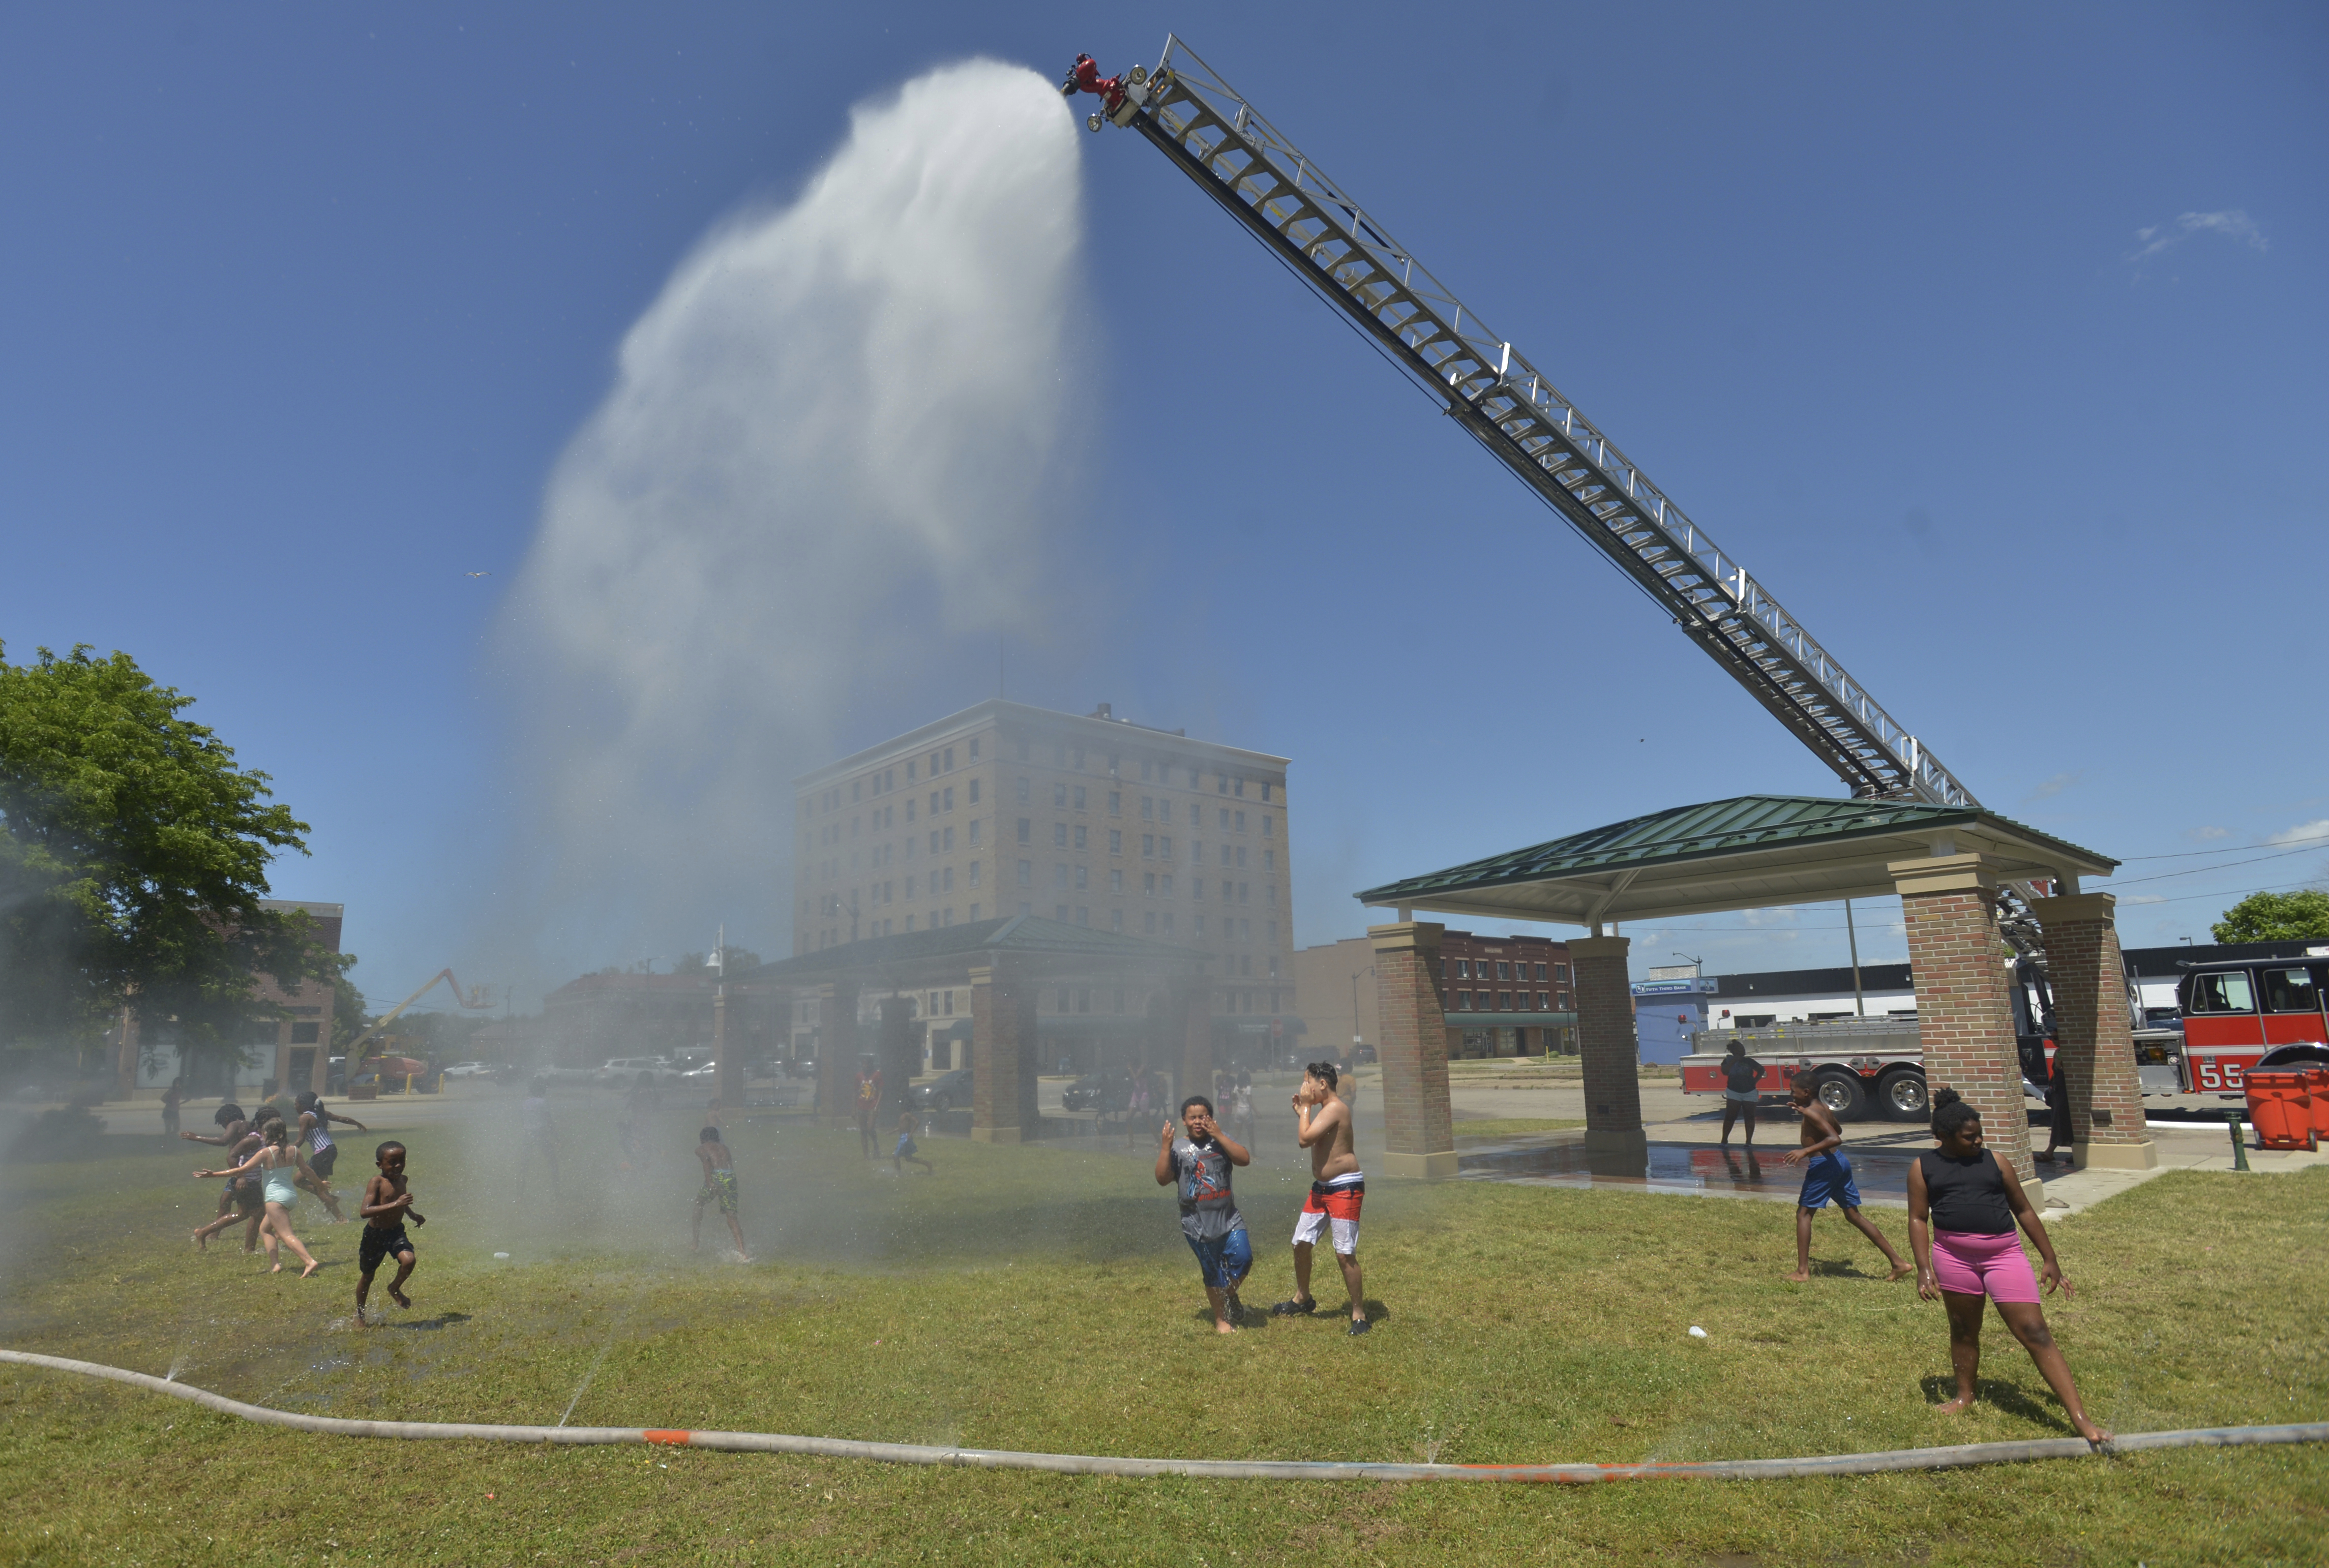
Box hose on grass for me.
[4,1347,2321,1483]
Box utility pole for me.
[1844,900,1865,1018]
[709,924,731,1105]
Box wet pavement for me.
[1456,1135,1920,1206]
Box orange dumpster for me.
[2244,1071,2316,1152]
[2305,1068,2329,1143]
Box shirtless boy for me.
[693,1127,749,1258]
[1271,1062,1371,1335]
[356,1141,425,1324]
[1780,1072,1912,1284]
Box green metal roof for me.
[1355,795,2116,929]
[751,913,1206,986]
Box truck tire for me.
[1876,1068,1927,1122]
[1814,1071,1869,1122]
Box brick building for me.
[794,700,1293,1029]
[1294,928,1574,1061]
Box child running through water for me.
[893,1112,933,1176]
[356,1141,424,1324]
[1909,1089,2110,1443]
[1780,1070,1912,1284]
[692,1127,749,1258]
[197,1119,322,1277]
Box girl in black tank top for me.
[1906,1089,2111,1444]
[1916,1148,2015,1234]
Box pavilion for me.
[1353,795,2156,1197]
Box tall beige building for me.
[794,700,1294,1017]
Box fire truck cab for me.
[2176,955,2329,1095]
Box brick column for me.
[1571,934,1645,1156]
[1369,922,1455,1180]
[2035,892,2158,1171]
[1173,978,1213,1119]
[968,961,1032,1143]
[1890,854,2041,1197]
[877,996,918,1126]
[815,981,859,1125]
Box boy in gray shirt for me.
[1155,1096,1252,1334]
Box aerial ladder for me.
[343,969,494,1081]
[1065,40,2073,980]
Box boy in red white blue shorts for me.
[1271,1062,1372,1336]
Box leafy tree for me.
[0,643,336,1081]
[2211,889,2329,943]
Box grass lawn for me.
[0,1106,2322,1566]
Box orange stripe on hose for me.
[644,1430,694,1446]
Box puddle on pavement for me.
[1458,1139,1917,1202]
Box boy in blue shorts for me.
[1780,1072,1911,1284]
[1155,1096,1252,1334]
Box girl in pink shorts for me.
[1906,1089,2110,1444]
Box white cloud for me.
[2130,209,2267,263]
[2121,894,2169,906]
[2268,819,2329,847]
[2185,825,2230,842]
[2023,772,2077,804]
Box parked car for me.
[910,1067,974,1112]
[673,1056,716,1087]
[1061,1071,1131,1113]
[594,1056,678,1087]
[439,1062,492,1079]
[538,1064,599,1086]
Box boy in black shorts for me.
[356,1141,425,1324]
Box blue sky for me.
[4,4,2322,1012]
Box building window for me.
[1218,807,1229,829]
[1110,910,1123,933]
[1556,963,1569,982]
[1533,962,1547,981]
[1054,782,1067,808]
[1160,836,1172,859]
[1109,869,1123,892]
[1498,992,1511,1010]
[1194,914,1206,936]
[1108,829,1122,854]
[1109,791,1121,815]
[929,792,938,817]
[1265,884,1276,906]
[968,820,981,846]
[1072,825,1087,850]
[1018,818,1031,844]
[1142,834,1155,858]
[1233,778,1245,798]
[1076,906,1089,926]
[1056,903,1069,921]
[1020,901,1032,915]
[1457,960,1470,978]
[1072,785,1088,810]
[969,862,980,886]
[1496,962,1511,980]
[1162,913,1174,936]
[1145,911,1157,934]
[1262,782,1273,801]
[906,798,916,823]
[1018,859,1032,886]
[904,915,915,931]
[969,738,980,760]
[1237,919,1249,941]
[942,866,954,892]
[968,778,980,804]
[1237,882,1248,903]
[1234,811,1246,832]
[907,760,917,782]
[1074,865,1088,891]
[1017,777,1031,804]
[1053,823,1067,848]
[1141,796,1154,821]
[942,787,954,812]
[1143,871,1156,894]
[1193,878,1204,901]
[1054,863,1069,889]
[927,832,937,855]
[1263,849,1275,871]
[1537,991,1548,1008]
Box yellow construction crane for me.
[344,969,492,1074]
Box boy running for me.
[893,1112,933,1177]
[1718,1038,1764,1148]
[1273,1062,1371,1335]
[1155,1096,1251,1333]
[1780,1071,1912,1283]
[356,1141,424,1324]
[186,1105,265,1252]
[693,1127,749,1258]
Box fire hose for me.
[5,1348,2322,1482]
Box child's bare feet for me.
[387,1285,412,1309]
[1782,1269,1811,1283]
[1888,1261,1915,1282]
[270,1262,283,1274]
[1214,1318,1238,1335]
[300,1260,321,1279]
[193,1230,207,1252]
[1936,1393,1976,1415]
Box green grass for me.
[0,1109,2322,1566]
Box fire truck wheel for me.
[1813,1071,1868,1122]
[1877,1069,1927,1122]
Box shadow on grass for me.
[1915,1373,2076,1434]
[380,1311,474,1333]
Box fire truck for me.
[2174,953,2329,1094]
[1677,960,2188,1121]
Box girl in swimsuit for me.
[199,1121,322,1277]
